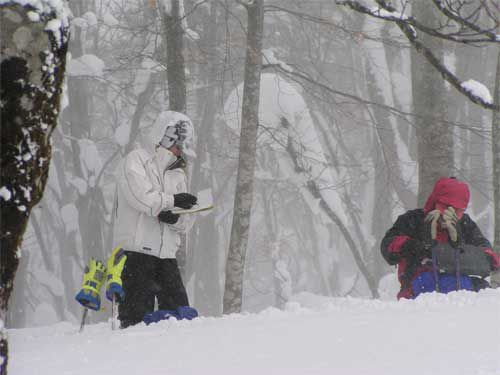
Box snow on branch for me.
[262,49,293,73]
[0,0,70,23]
[337,0,500,110]
[1,1,70,371]
[236,0,256,7]
[461,80,493,105]
[338,1,500,44]
[67,54,105,77]
[373,0,396,12]
[370,4,407,20]
[158,0,200,40]
[0,0,70,46]
[263,64,491,137]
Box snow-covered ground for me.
[9,289,500,375]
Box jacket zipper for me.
[153,155,181,258]
[153,158,165,258]
[159,222,164,257]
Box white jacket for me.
[113,148,194,259]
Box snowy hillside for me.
[10,289,500,375]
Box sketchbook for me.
[171,188,214,215]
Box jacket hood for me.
[145,111,194,154]
[423,177,470,214]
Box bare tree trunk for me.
[62,1,107,264]
[125,74,158,154]
[49,150,81,320]
[163,0,187,113]
[451,38,493,231]
[381,22,415,158]
[223,0,264,314]
[5,248,29,329]
[493,50,500,253]
[160,0,189,283]
[364,61,412,280]
[189,3,221,316]
[0,3,69,372]
[365,62,416,208]
[259,183,296,308]
[411,3,452,204]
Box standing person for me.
[112,111,199,328]
[381,177,500,299]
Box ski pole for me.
[106,246,127,331]
[111,294,118,331]
[79,308,89,333]
[75,258,107,333]
[431,246,440,293]
[454,247,461,291]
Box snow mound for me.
[9,290,500,375]
[67,54,105,77]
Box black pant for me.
[119,251,189,328]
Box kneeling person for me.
[381,177,500,299]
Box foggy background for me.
[7,0,497,328]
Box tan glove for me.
[442,207,458,243]
[425,209,441,240]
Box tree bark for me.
[160,0,190,287]
[411,3,452,205]
[189,2,221,316]
[0,2,69,372]
[163,0,187,113]
[493,50,500,252]
[63,1,107,264]
[365,56,416,209]
[223,0,264,314]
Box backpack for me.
[431,243,491,278]
[411,243,491,298]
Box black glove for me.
[401,238,431,260]
[158,210,180,224]
[173,193,197,209]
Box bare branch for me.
[337,0,499,110]
[431,0,499,41]
[374,0,396,12]
[263,63,496,131]
[281,117,380,299]
[396,19,498,110]
[264,4,410,48]
[337,0,500,44]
